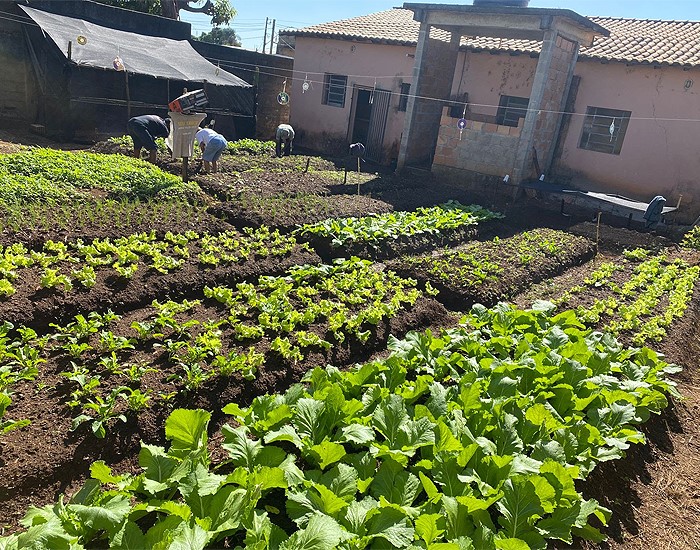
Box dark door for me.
[351,89,372,144]
[350,88,391,163]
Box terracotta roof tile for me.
[290,9,700,67]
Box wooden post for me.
[67,41,72,61]
[182,157,189,182]
[125,70,131,120]
[357,157,361,195]
[595,211,602,255]
[304,158,310,174]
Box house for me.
[0,0,291,141]
[288,3,700,220]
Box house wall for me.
[555,61,700,214]
[291,37,415,159]
[450,51,537,119]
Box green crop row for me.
[108,135,276,157]
[0,258,429,439]
[295,201,502,248]
[0,303,679,549]
[0,226,302,297]
[557,250,699,345]
[681,226,700,250]
[0,148,199,204]
[399,228,582,288]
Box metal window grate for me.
[496,95,529,127]
[579,106,632,155]
[323,74,347,108]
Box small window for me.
[448,93,469,118]
[579,106,631,155]
[398,83,411,112]
[322,74,347,108]
[496,95,529,127]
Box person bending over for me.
[127,115,170,163]
[195,126,228,174]
[275,123,295,158]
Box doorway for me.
[350,87,390,163]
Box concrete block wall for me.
[400,26,460,168]
[433,107,520,177]
[531,35,577,172]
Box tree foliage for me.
[193,27,241,46]
[93,0,236,27]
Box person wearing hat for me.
[275,123,295,158]
[195,125,228,174]
[127,114,171,163]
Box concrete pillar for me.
[543,40,579,170]
[398,24,461,170]
[512,28,558,184]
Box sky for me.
[182,0,700,52]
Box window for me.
[322,74,347,108]
[496,95,529,127]
[398,83,411,112]
[448,93,469,118]
[579,106,631,155]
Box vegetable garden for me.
[0,137,699,549]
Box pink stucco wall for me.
[450,51,536,118]
[291,36,700,215]
[559,61,700,211]
[290,37,415,159]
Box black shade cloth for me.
[20,5,251,88]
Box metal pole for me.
[262,17,268,53]
[269,19,276,54]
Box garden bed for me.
[390,228,596,310]
[0,228,318,329]
[0,133,699,549]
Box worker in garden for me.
[275,123,295,158]
[126,114,171,164]
[195,124,228,174]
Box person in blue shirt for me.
[127,115,170,163]
[195,126,228,174]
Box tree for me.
[193,27,241,46]
[94,0,236,27]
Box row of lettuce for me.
[0,303,681,549]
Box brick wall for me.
[433,107,521,177]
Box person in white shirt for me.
[275,124,295,158]
[195,126,227,174]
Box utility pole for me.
[262,17,269,53]
[269,19,276,54]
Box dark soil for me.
[2,133,699,549]
[0,243,319,331]
[0,296,450,531]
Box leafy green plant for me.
[295,201,503,248]
[71,386,129,438]
[227,138,276,155]
[3,304,681,549]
